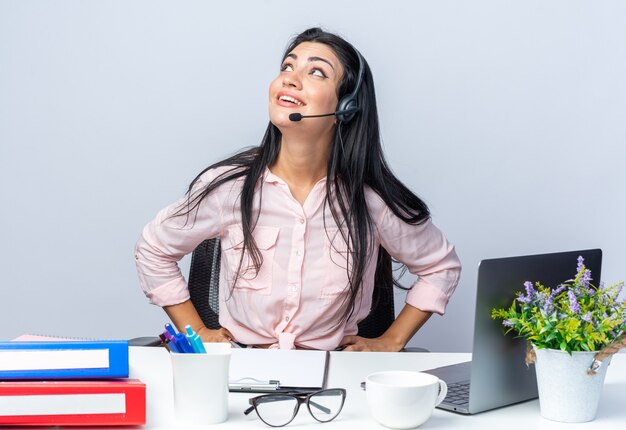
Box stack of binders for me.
[0,336,146,426]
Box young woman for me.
[135,27,461,351]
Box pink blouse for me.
[135,167,461,350]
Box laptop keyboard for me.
[444,381,470,406]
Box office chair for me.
[187,238,221,331]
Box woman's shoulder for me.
[184,165,248,203]
[364,185,430,227]
[364,185,387,213]
[194,147,260,186]
[195,164,247,187]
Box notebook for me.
[423,249,602,414]
[229,348,329,392]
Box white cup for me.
[365,370,447,429]
[170,342,231,425]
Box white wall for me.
[1,1,624,352]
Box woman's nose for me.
[283,72,302,89]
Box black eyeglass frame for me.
[244,388,347,427]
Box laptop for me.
[423,248,602,414]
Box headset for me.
[335,47,365,123]
[289,47,365,124]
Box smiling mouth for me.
[279,95,304,107]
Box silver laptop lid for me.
[467,248,602,414]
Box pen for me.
[185,325,206,353]
[229,379,281,391]
[162,331,181,353]
[230,339,242,348]
[165,323,177,338]
[164,323,194,353]
[158,333,171,352]
[174,332,194,353]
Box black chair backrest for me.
[187,238,395,338]
[188,238,222,330]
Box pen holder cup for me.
[171,342,231,425]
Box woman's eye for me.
[281,64,293,72]
[311,69,327,78]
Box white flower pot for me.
[533,346,612,422]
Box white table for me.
[128,347,626,429]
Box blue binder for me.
[0,340,129,379]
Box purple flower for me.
[542,294,554,314]
[568,290,580,314]
[577,256,585,273]
[503,320,514,327]
[524,281,536,298]
[515,282,537,305]
[580,269,592,289]
[552,284,567,296]
[582,312,593,323]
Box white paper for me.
[0,393,126,416]
[229,349,327,388]
[0,349,109,371]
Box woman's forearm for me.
[380,303,432,350]
[163,300,207,334]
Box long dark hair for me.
[175,27,430,327]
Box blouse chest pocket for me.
[223,225,279,295]
[321,229,353,298]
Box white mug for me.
[170,342,231,425]
[365,370,447,429]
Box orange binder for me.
[0,379,146,426]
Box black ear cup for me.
[335,49,365,124]
[335,95,359,123]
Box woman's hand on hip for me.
[339,335,404,352]
[197,326,235,344]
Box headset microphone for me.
[288,108,358,122]
[288,48,365,124]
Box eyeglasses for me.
[244,388,346,427]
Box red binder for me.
[0,379,146,426]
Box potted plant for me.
[491,256,626,422]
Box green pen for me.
[184,325,206,353]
